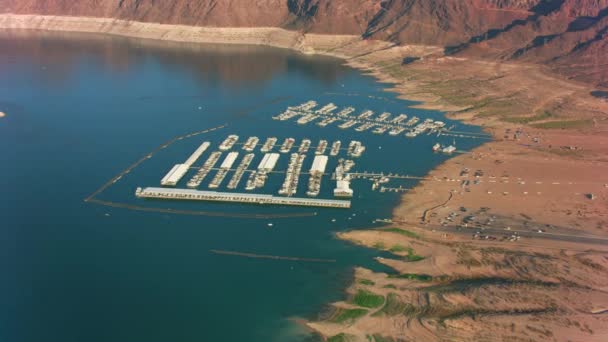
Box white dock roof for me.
[160,164,190,186]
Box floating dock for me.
[209,152,239,189]
[279,153,306,196]
[310,155,328,174]
[330,141,341,156]
[334,179,353,198]
[136,187,351,208]
[187,151,222,188]
[160,141,211,186]
[260,137,277,152]
[279,138,296,153]
[228,153,254,189]
[250,153,280,189]
[184,141,211,167]
[307,155,328,197]
[258,153,280,171]
[315,140,328,155]
[219,135,239,151]
[273,102,455,140]
[220,152,239,170]
[160,164,190,187]
[242,137,259,152]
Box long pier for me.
[347,172,426,180]
[136,187,351,209]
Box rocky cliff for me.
[2,0,607,86]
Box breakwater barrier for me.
[88,198,317,219]
[85,125,227,202]
[210,250,336,263]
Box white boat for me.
[442,145,456,154]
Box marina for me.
[347,141,366,158]
[242,137,259,152]
[298,139,311,153]
[377,112,391,122]
[433,142,457,154]
[315,103,338,114]
[317,117,339,127]
[288,100,317,111]
[160,164,190,187]
[279,153,306,196]
[372,126,389,135]
[260,137,277,152]
[6,34,491,342]
[219,135,239,151]
[272,101,470,141]
[389,127,406,136]
[315,140,328,155]
[227,153,255,189]
[391,114,408,124]
[330,141,341,156]
[297,113,319,125]
[160,141,211,186]
[148,130,455,208]
[187,151,222,188]
[358,110,374,120]
[338,120,357,129]
[209,152,239,189]
[135,187,351,208]
[250,152,281,190]
[336,107,355,117]
[333,159,354,198]
[307,155,328,197]
[279,138,295,153]
[184,141,211,167]
[142,128,478,210]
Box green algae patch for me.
[502,111,553,124]
[328,333,356,342]
[381,228,420,239]
[352,290,385,308]
[388,273,433,281]
[373,293,410,317]
[403,247,425,262]
[531,119,592,129]
[358,279,375,286]
[331,308,369,324]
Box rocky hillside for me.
[2,0,607,86]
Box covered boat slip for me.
[136,187,351,208]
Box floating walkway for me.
[136,187,351,208]
[347,172,426,180]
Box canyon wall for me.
[1,0,607,86]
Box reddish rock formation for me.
[1,0,607,86]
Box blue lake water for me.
[0,31,483,342]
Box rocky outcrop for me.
[1,0,607,86]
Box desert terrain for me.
[307,47,608,342]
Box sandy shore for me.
[3,13,608,341]
[308,48,608,342]
[309,55,608,340]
